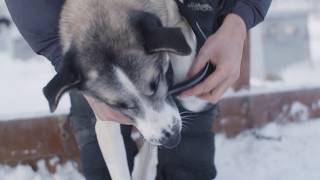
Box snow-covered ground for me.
[0,119,319,180]
[215,119,320,180]
[0,160,84,180]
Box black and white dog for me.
[0,17,11,28]
[43,0,211,179]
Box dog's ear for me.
[43,49,82,112]
[138,14,191,55]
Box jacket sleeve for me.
[4,0,65,70]
[231,0,272,29]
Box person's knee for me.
[157,133,217,180]
[157,104,218,180]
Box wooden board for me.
[1,88,320,167]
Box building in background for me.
[251,0,320,80]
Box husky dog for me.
[43,0,209,179]
[0,17,11,27]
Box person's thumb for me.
[187,50,210,78]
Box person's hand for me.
[180,14,247,103]
[84,95,132,125]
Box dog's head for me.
[43,12,191,148]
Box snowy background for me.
[1,0,320,180]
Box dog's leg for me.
[132,142,158,180]
[95,120,131,180]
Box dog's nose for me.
[160,131,181,149]
[160,127,181,149]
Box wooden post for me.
[233,35,251,91]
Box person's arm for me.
[5,0,64,70]
[232,0,272,29]
[5,0,131,123]
[181,0,272,102]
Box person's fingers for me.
[199,77,234,103]
[180,67,227,97]
[187,47,211,78]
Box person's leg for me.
[69,91,138,180]
[69,91,111,180]
[156,102,218,180]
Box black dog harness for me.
[168,63,215,97]
[167,0,236,96]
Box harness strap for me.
[168,63,215,96]
[167,0,237,96]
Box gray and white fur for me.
[43,0,209,179]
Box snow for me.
[0,160,84,180]
[272,101,312,124]
[288,102,310,121]
[223,59,320,99]
[0,3,70,120]
[215,119,320,180]
[281,61,320,86]
[0,53,71,120]
[309,14,320,62]
[0,119,319,180]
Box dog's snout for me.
[164,131,171,138]
[135,99,182,148]
[160,131,181,149]
[160,124,181,149]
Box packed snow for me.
[0,119,319,180]
[215,119,320,180]
[0,160,84,180]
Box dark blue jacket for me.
[5,0,271,70]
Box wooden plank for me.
[1,88,320,166]
[213,96,250,136]
[0,116,80,170]
[214,87,320,136]
[249,88,320,128]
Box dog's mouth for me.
[159,125,181,148]
[149,134,181,149]
[148,130,181,149]
[134,101,182,149]
[137,121,182,148]
[161,133,181,148]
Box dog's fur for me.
[44,0,209,179]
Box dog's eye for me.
[150,74,160,94]
[113,102,134,110]
[116,102,129,109]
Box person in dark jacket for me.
[5,0,271,180]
